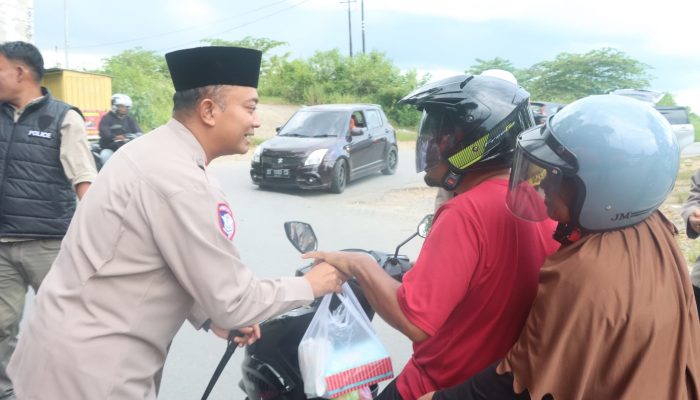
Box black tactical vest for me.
[0,90,80,238]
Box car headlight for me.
[252,146,263,163]
[304,149,328,166]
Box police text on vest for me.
[27,130,53,139]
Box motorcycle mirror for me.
[417,214,434,238]
[284,221,318,254]
[392,214,434,260]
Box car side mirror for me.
[275,126,281,134]
[350,127,364,136]
[284,221,318,254]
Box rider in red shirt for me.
[305,75,558,399]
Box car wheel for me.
[329,159,348,194]
[381,146,398,175]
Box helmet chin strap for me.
[441,170,463,191]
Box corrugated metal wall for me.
[43,70,112,136]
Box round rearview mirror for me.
[417,214,434,238]
[284,221,318,254]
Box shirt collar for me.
[166,118,208,170]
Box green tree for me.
[200,36,287,77]
[99,48,173,131]
[523,48,652,102]
[657,92,677,106]
[467,57,517,75]
[260,49,423,126]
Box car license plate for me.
[266,168,290,178]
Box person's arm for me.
[98,113,114,140]
[59,109,97,199]
[304,206,479,343]
[422,362,528,400]
[682,169,700,239]
[147,184,346,331]
[74,182,91,199]
[304,253,428,342]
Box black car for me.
[530,101,566,125]
[250,104,398,193]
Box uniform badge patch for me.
[217,203,236,240]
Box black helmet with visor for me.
[399,74,534,190]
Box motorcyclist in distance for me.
[304,75,559,400]
[99,93,142,165]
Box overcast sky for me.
[33,0,700,112]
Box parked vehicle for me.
[609,88,664,104]
[530,101,565,125]
[250,104,398,194]
[609,89,695,148]
[656,106,695,149]
[201,214,433,400]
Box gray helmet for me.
[400,74,534,190]
[507,94,679,231]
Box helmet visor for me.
[506,148,562,221]
[415,110,463,173]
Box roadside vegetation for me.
[91,38,700,266]
[91,36,698,134]
[665,157,700,267]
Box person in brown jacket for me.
[681,168,700,314]
[421,95,700,400]
[7,46,346,400]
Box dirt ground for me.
[256,103,300,139]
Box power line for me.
[159,0,311,53]
[70,0,291,50]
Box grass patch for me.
[396,128,417,142]
[691,112,700,141]
[662,157,700,268]
[260,96,292,105]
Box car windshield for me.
[278,110,347,138]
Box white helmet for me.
[480,69,518,85]
[111,93,133,112]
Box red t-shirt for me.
[396,179,558,399]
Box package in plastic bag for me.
[298,283,394,398]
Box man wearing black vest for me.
[0,41,97,400]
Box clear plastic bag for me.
[298,283,394,398]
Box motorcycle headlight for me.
[304,149,328,166]
[252,146,263,163]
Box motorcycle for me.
[90,132,141,171]
[201,214,434,400]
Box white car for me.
[610,89,695,149]
[655,106,696,149]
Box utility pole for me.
[63,0,69,68]
[339,0,356,57]
[361,0,365,54]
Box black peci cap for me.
[165,46,262,92]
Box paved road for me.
[158,147,433,399]
[20,147,432,399]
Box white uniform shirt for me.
[8,119,314,399]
